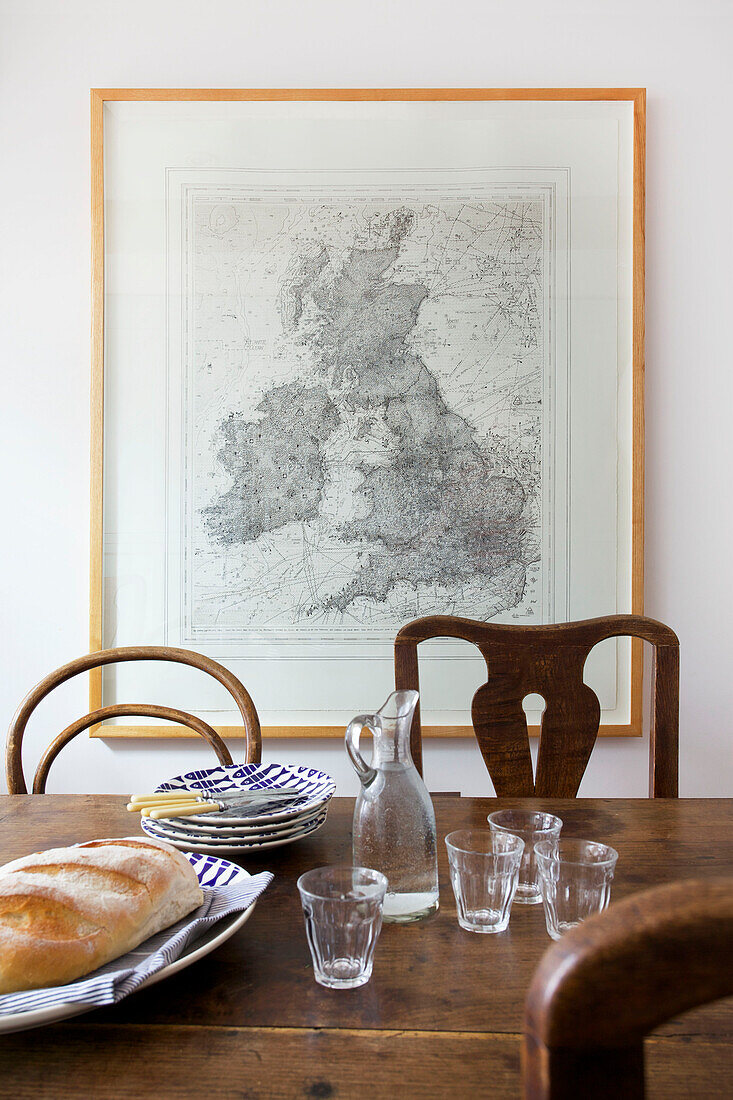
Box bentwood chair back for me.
[522,878,733,1099]
[6,646,261,793]
[394,614,679,796]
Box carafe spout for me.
[345,690,420,780]
[374,690,419,765]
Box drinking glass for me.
[487,810,563,904]
[535,838,618,940]
[445,830,525,933]
[297,866,387,989]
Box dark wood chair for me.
[522,878,733,1098]
[394,614,679,797]
[6,646,262,794]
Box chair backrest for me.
[394,614,679,797]
[6,646,262,793]
[522,878,733,1099]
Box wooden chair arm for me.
[523,878,733,1098]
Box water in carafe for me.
[346,690,439,922]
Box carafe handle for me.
[345,714,378,787]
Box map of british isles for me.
[181,186,553,640]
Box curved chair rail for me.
[7,646,261,794]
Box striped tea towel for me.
[0,866,273,1017]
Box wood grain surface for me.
[0,795,729,1098]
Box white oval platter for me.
[0,852,257,1036]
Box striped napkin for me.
[0,869,273,1017]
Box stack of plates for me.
[140,763,336,855]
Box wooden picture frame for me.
[90,88,645,742]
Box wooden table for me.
[0,796,731,1098]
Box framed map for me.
[91,89,644,741]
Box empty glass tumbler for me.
[535,838,618,940]
[445,830,525,933]
[487,809,563,905]
[297,866,388,989]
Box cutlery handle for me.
[147,802,220,819]
[141,802,200,817]
[128,805,195,814]
[129,792,193,806]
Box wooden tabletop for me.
[0,795,731,1098]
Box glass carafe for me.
[346,689,439,923]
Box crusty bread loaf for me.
[0,837,203,994]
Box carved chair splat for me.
[394,614,679,797]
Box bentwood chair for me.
[6,646,261,794]
[394,615,679,797]
[522,878,733,1098]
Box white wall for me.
[1,0,731,797]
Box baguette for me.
[0,836,203,994]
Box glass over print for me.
[94,92,642,741]
[297,866,387,989]
[445,830,524,934]
[535,838,618,940]
[487,810,563,904]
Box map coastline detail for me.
[178,184,555,641]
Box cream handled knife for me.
[127,788,309,819]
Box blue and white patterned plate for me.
[185,850,252,887]
[155,763,335,826]
[143,801,321,836]
[142,808,328,846]
[141,809,328,854]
